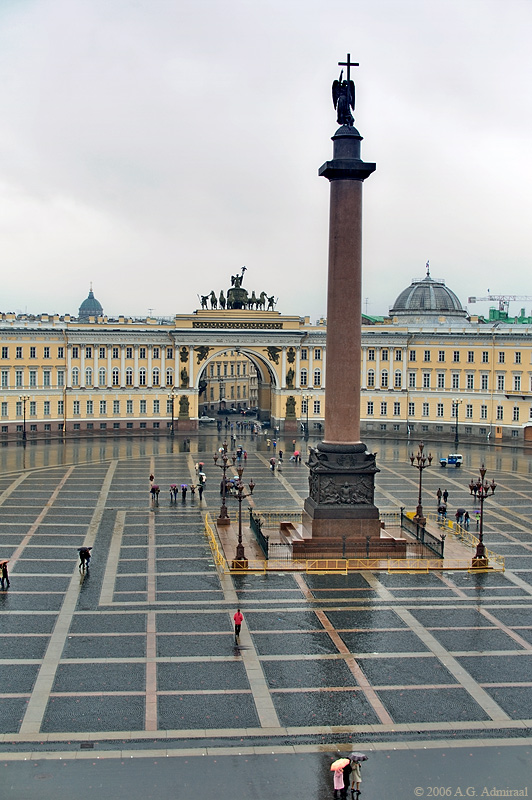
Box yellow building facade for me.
[1,275,532,443]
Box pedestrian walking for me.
[0,560,10,590]
[181,484,188,501]
[170,484,178,502]
[150,484,160,504]
[190,483,196,498]
[279,449,283,462]
[233,608,243,641]
[343,759,352,798]
[78,547,92,571]
[463,510,470,530]
[351,761,362,794]
[443,489,449,504]
[437,487,442,503]
[333,767,345,798]
[198,483,204,500]
[269,457,276,472]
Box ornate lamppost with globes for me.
[469,465,496,569]
[410,442,432,526]
[213,442,235,526]
[231,464,255,569]
[452,398,463,448]
[19,395,30,443]
[168,388,176,436]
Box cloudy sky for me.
[0,0,530,321]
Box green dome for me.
[78,288,103,320]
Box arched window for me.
[367,369,375,388]
[72,367,79,387]
[152,368,160,386]
[98,367,106,387]
[394,370,402,389]
[112,368,120,386]
[125,368,133,386]
[85,367,93,386]
[313,368,321,387]
[300,368,308,387]
[166,368,173,386]
[381,370,388,388]
[139,368,146,386]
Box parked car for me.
[440,453,463,468]
[199,415,217,424]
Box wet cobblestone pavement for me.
[0,433,531,798]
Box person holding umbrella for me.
[330,758,350,798]
[350,752,367,795]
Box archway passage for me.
[198,348,274,425]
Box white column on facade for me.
[80,346,86,388]
[121,345,125,388]
[94,346,98,387]
[281,347,287,389]
[402,346,407,388]
[107,347,112,388]
[148,347,153,388]
[361,347,367,390]
[308,347,314,389]
[375,348,381,389]
[134,345,139,388]
[161,346,166,387]
[321,346,326,389]
[295,348,301,389]
[188,346,193,388]
[67,345,72,388]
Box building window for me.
[167,399,173,413]
[480,404,487,419]
[408,372,416,389]
[166,368,173,386]
[85,347,92,358]
[422,402,429,417]
[152,422,160,429]
[86,400,93,415]
[466,403,473,419]
[16,401,22,416]
[300,368,308,387]
[467,374,474,390]
[99,367,106,386]
[481,374,489,391]
[512,429,519,438]
[301,399,308,413]
[437,403,444,417]
[465,426,472,435]
[482,351,489,363]
[395,349,402,361]
[100,422,107,429]
[126,400,133,414]
[167,348,173,359]
[58,346,64,358]
[99,347,106,358]
[313,400,321,414]
[409,350,416,361]
[453,351,460,362]
[367,370,375,388]
[72,367,79,387]
[380,424,387,431]
[140,400,147,414]
[367,401,374,415]
[126,368,133,386]
[300,348,307,360]
[423,373,430,389]
[57,370,64,387]
[85,367,92,386]
[43,347,50,358]
[513,406,520,421]
[313,369,321,387]
[436,373,444,389]
[58,400,64,415]
[381,370,388,388]
[1,402,7,417]
[139,368,146,386]
[153,400,160,414]
[515,352,521,364]
[424,350,431,362]
[112,368,119,386]
[153,347,160,359]
[126,347,133,359]
[380,401,387,415]
[152,368,160,386]
[112,347,119,359]
[496,405,504,420]
[72,346,79,358]
[127,422,133,429]
[513,375,521,391]
[468,351,474,363]
[29,401,36,416]
[314,349,321,360]
[367,349,375,361]
[381,349,388,361]
[408,402,415,416]
[394,371,402,389]
[29,371,37,387]
[73,401,80,415]
[452,374,459,390]
[1,347,8,359]
[497,375,505,391]
[113,400,120,414]
[29,346,36,358]
[140,422,146,429]
[113,423,120,429]
[100,400,107,414]
[15,370,23,388]
[43,371,51,387]
[438,350,445,362]
[393,402,401,416]
[498,352,505,364]
[1,371,7,388]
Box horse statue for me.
[210,291,217,309]
[219,291,226,309]
[257,291,267,311]
[249,291,257,310]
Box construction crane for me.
[468,295,532,313]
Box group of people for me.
[436,487,470,529]
[149,472,206,504]
[333,757,363,798]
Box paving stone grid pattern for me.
[1,437,532,758]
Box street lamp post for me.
[168,389,176,436]
[19,395,30,443]
[469,465,496,569]
[452,398,462,448]
[232,464,255,569]
[410,441,432,526]
[302,395,310,439]
[213,442,235,526]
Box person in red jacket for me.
[233,609,243,641]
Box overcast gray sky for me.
[0,0,530,321]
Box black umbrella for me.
[349,752,368,762]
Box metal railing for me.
[401,509,444,558]
[249,509,269,558]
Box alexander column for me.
[302,55,381,548]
